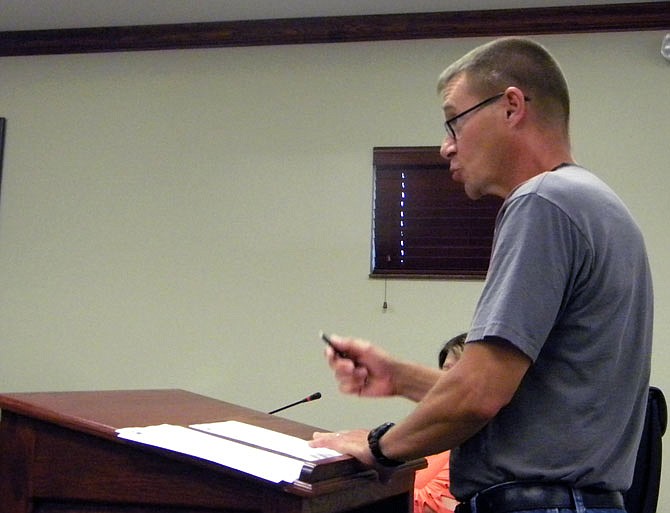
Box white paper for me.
[116,424,306,483]
[190,420,342,461]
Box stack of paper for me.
[116,421,342,484]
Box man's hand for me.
[323,335,397,397]
[309,429,375,466]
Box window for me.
[371,146,502,279]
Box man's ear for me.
[503,86,527,124]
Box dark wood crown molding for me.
[1,2,669,57]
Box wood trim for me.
[1,2,669,57]
[373,146,447,167]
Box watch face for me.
[369,422,394,441]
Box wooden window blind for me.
[371,146,502,279]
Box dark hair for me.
[438,332,467,368]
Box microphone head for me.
[268,391,322,414]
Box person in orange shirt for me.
[413,333,466,513]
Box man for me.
[310,37,653,513]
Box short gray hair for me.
[437,38,570,133]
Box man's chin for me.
[464,185,483,200]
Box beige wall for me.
[1,30,668,505]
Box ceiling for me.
[0,0,664,32]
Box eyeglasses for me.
[443,92,505,141]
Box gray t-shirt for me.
[451,165,653,499]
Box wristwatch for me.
[367,422,404,467]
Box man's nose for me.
[440,136,456,162]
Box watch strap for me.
[367,422,404,467]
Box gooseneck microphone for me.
[268,392,322,414]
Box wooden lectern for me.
[0,389,423,513]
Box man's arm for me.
[379,339,532,460]
[311,338,532,465]
[322,334,443,401]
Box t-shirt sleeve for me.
[468,193,587,361]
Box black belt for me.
[454,482,625,513]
